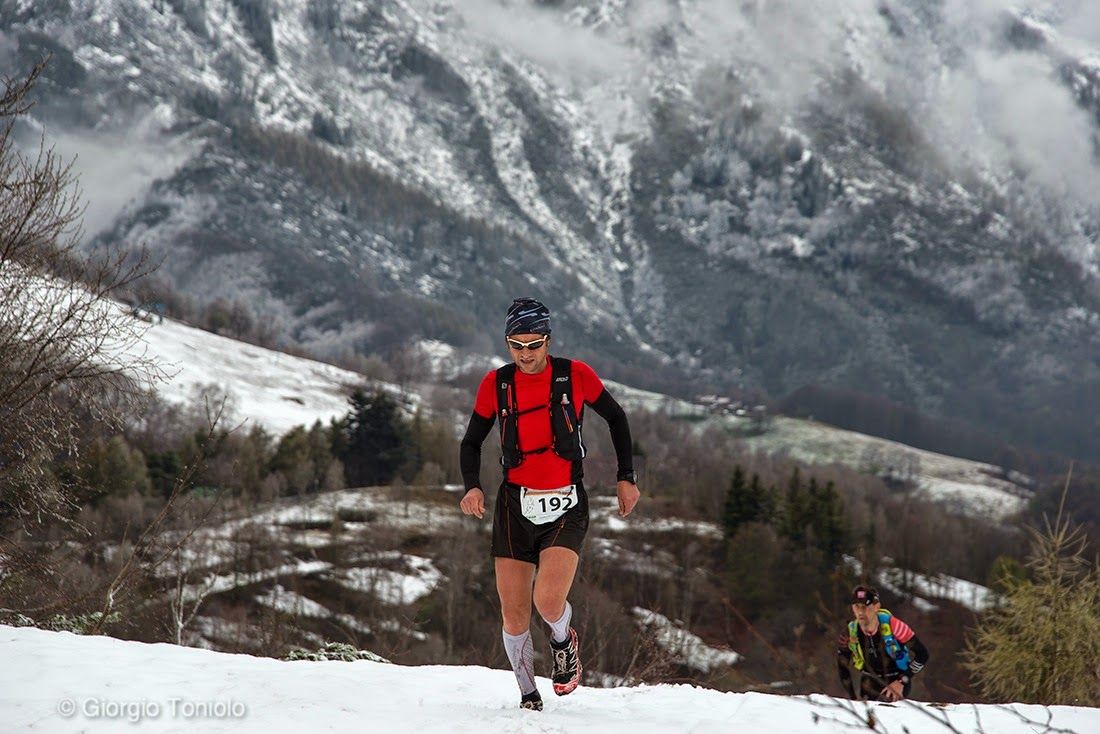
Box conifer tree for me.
[964,498,1100,705]
[722,465,749,540]
[341,388,410,487]
[748,472,772,524]
[812,479,848,562]
[80,436,153,497]
[723,466,772,540]
[780,467,809,546]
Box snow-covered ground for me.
[589,538,678,579]
[740,417,1030,520]
[332,554,445,606]
[3,625,1097,733]
[156,488,456,603]
[129,315,410,435]
[603,379,706,417]
[415,338,497,380]
[876,567,996,614]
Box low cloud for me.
[455,0,637,82]
[24,105,196,238]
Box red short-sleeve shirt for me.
[473,358,605,489]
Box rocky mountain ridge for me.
[3,0,1099,459]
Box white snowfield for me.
[3,625,1097,734]
[129,315,409,436]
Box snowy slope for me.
[2,625,1096,733]
[740,417,1030,520]
[128,314,412,435]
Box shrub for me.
[7,611,122,634]
[284,642,390,663]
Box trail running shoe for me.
[520,689,543,711]
[550,627,581,696]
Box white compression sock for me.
[502,628,537,695]
[543,601,572,644]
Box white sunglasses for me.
[506,336,549,351]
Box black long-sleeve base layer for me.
[837,633,930,700]
[459,387,633,491]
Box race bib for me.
[520,485,577,525]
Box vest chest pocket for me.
[520,485,577,525]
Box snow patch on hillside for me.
[333,555,444,605]
[632,607,742,673]
[845,556,997,613]
[741,417,1029,520]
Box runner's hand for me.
[460,488,485,519]
[617,480,640,517]
[881,680,905,702]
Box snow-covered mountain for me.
[4,0,1100,460]
[3,624,1098,733]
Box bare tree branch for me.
[0,59,161,529]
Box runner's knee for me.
[532,588,566,620]
[500,600,532,633]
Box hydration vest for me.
[495,356,586,470]
[848,609,911,672]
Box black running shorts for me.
[491,481,589,564]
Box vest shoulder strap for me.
[847,620,864,670]
[550,356,573,402]
[876,609,911,670]
[877,610,894,636]
[495,363,518,416]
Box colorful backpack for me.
[848,609,911,672]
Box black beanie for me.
[850,585,880,606]
[505,297,551,336]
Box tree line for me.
[74,386,459,509]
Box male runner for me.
[459,297,640,710]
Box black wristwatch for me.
[617,470,638,484]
